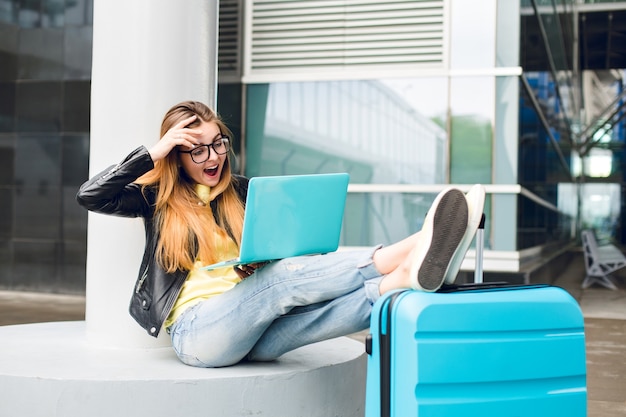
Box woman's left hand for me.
[234,262,267,280]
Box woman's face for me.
[178,121,228,188]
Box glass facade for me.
[242,73,501,248]
[244,79,449,246]
[519,0,626,245]
[0,0,624,293]
[0,0,92,293]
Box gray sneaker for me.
[410,188,468,292]
[443,184,486,285]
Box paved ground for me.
[0,250,625,416]
[551,253,626,417]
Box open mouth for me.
[204,166,219,177]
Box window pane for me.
[449,77,494,184]
[245,79,450,245]
[246,79,448,184]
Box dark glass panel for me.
[217,83,242,154]
[17,0,41,28]
[14,183,61,239]
[15,132,61,185]
[16,81,62,131]
[0,1,18,24]
[61,133,88,186]
[0,134,14,185]
[18,27,64,80]
[60,241,86,292]
[0,239,12,288]
[64,0,92,26]
[62,183,85,241]
[64,26,92,79]
[62,81,89,131]
[0,187,12,237]
[14,133,61,239]
[0,23,19,81]
[41,0,65,28]
[0,82,16,131]
[13,239,60,291]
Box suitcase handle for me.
[474,213,486,283]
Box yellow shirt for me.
[163,184,241,329]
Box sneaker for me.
[443,184,486,285]
[409,188,468,292]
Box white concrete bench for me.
[0,321,366,417]
[581,229,626,290]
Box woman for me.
[77,100,484,367]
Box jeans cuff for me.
[359,244,384,305]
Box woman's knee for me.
[171,329,244,367]
[173,343,243,368]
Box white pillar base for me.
[0,322,366,417]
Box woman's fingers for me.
[234,266,246,279]
[234,265,253,280]
[169,115,203,150]
[233,262,269,280]
[149,115,204,161]
[175,114,197,129]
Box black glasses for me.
[179,136,231,163]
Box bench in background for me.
[581,229,626,290]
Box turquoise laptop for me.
[201,173,349,270]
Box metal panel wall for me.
[244,0,447,80]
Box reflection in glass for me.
[558,182,619,241]
[449,77,494,184]
[581,183,620,240]
[572,148,613,178]
[245,79,449,246]
[0,0,17,24]
[0,0,91,292]
[246,79,448,184]
[343,191,459,247]
[519,72,573,186]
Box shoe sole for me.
[443,184,486,285]
[410,188,468,292]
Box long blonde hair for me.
[136,101,245,272]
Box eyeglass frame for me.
[178,136,231,164]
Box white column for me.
[87,0,219,348]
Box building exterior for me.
[0,0,92,293]
[1,0,625,293]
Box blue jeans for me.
[168,246,383,367]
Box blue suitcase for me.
[364,283,587,416]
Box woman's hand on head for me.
[148,115,203,162]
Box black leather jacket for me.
[76,146,248,337]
